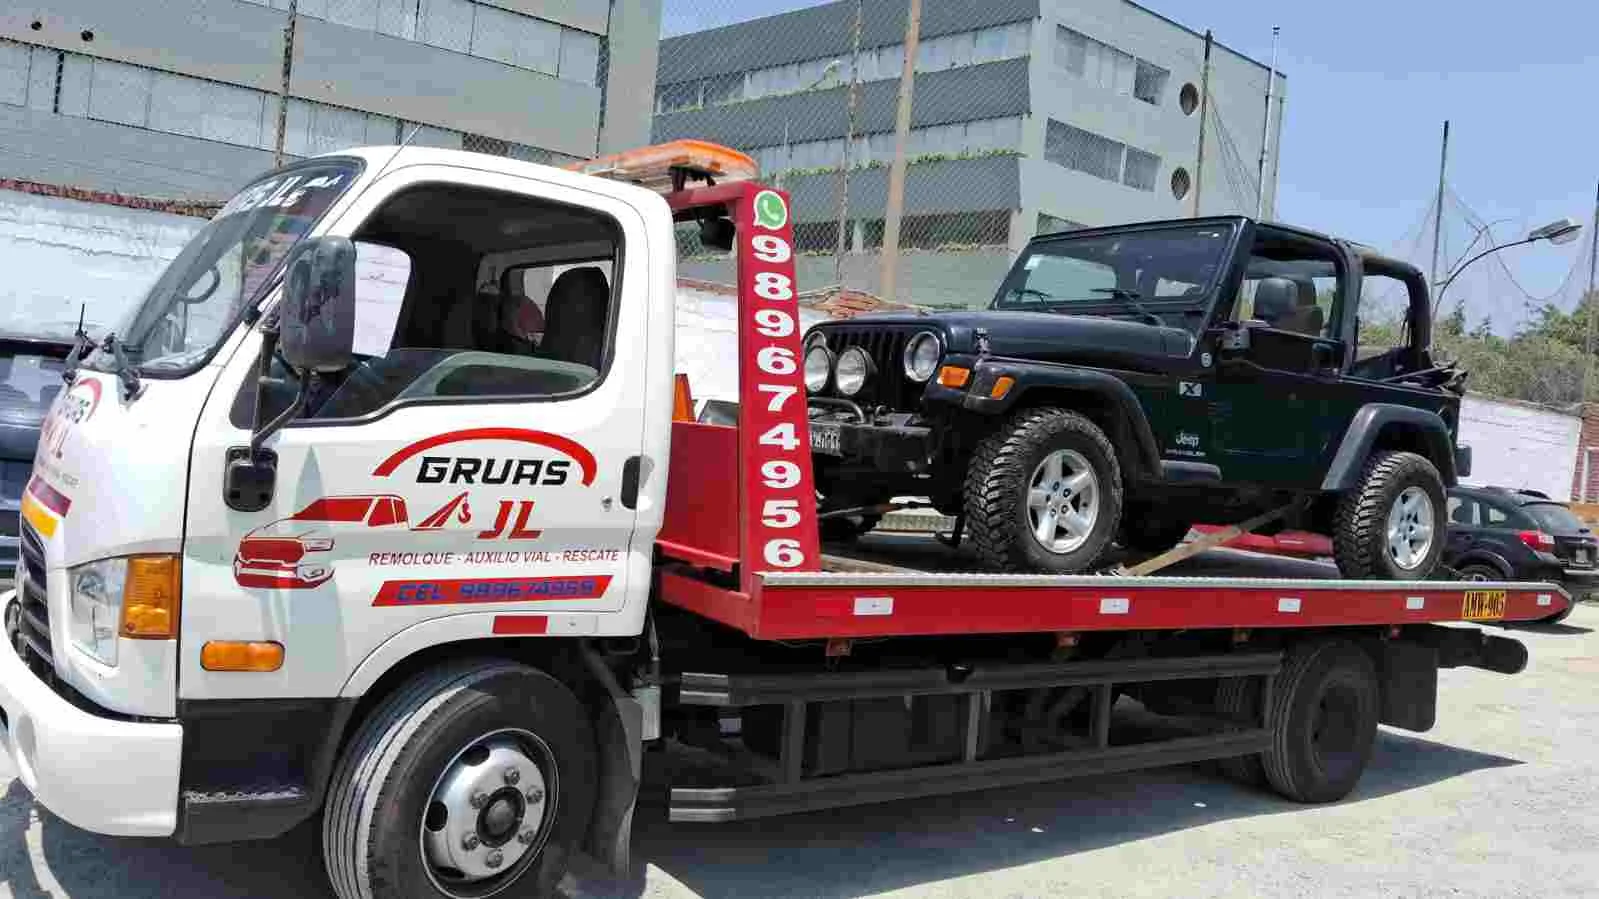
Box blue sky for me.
[662,0,1598,326]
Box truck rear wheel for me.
[1262,640,1379,803]
[323,660,595,899]
[965,408,1122,573]
[1333,450,1446,580]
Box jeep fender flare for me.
[951,360,1163,478]
[1322,403,1458,490]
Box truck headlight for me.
[902,331,942,382]
[803,345,834,393]
[834,347,874,397]
[68,554,181,666]
[69,557,128,666]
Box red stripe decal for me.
[25,477,71,516]
[372,428,598,486]
[372,575,612,607]
[492,616,550,636]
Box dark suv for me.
[1444,486,1596,623]
[803,216,1470,579]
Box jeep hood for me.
[821,311,1197,369]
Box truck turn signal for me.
[120,555,181,640]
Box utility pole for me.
[272,0,299,166]
[879,0,922,303]
[1254,25,1279,219]
[1192,29,1213,217]
[1583,179,1599,400]
[1428,120,1450,293]
[834,0,864,285]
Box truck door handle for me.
[620,456,642,510]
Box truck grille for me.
[823,326,920,411]
[17,519,51,668]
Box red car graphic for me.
[234,495,409,589]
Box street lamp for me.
[776,60,843,189]
[1433,217,1583,312]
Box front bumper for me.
[809,417,933,474]
[0,590,182,836]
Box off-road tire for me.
[1213,676,1266,787]
[1262,640,1379,803]
[965,408,1122,573]
[323,659,596,899]
[1332,450,1446,580]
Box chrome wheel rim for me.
[1385,486,1435,570]
[420,728,557,898]
[1026,449,1101,554]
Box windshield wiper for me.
[1090,288,1164,326]
[61,304,91,383]
[100,332,142,399]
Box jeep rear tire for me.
[965,408,1122,573]
[1332,450,1446,580]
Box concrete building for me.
[0,0,663,201]
[653,0,1285,305]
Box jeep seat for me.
[1253,277,1323,336]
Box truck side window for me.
[230,183,622,428]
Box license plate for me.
[1462,590,1507,621]
[810,422,842,456]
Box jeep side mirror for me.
[1214,322,1251,353]
[281,236,357,373]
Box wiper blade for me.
[101,332,142,399]
[1090,288,1163,326]
[61,304,90,382]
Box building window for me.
[1037,213,1085,235]
[751,116,1022,175]
[1134,61,1169,105]
[1123,147,1160,191]
[701,73,745,106]
[1056,26,1172,108]
[656,81,699,113]
[1046,120,1123,182]
[1171,167,1192,201]
[1179,82,1200,115]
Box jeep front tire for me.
[1332,450,1446,580]
[965,408,1122,573]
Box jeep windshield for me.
[994,224,1234,332]
[83,159,359,378]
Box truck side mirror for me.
[281,236,357,374]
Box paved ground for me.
[1,605,1595,898]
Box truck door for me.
[180,163,671,700]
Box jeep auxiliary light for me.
[804,344,835,393]
[834,347,874,397]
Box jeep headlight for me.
[902,331,942,382]
[834,346,874,397]
[69,557,128,666]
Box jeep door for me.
[1208,226,1351,485]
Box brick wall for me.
[1573,404,1599,502]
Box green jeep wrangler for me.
[803,216,1470,579]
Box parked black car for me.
[1444,485,1597,624]
[0,331,80,577]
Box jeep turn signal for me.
[201,641,285,672]
[989,376,1016,399]
[120,555,180,639]
[938,366,971,388]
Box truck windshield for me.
[86,160,358,376]
[995,225,1233,324]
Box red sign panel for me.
[734,185,821,589]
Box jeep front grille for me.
[17,519,51,668]
[823,326,920,411]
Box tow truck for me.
[0,140,1565,899]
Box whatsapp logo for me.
[753,190,788,230]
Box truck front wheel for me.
[965,408,1122,573]
[323,660,596,899]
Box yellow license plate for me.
[1462,590,1507,621]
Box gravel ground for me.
[0,604,1594,899]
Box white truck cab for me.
[0,144,684,890]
